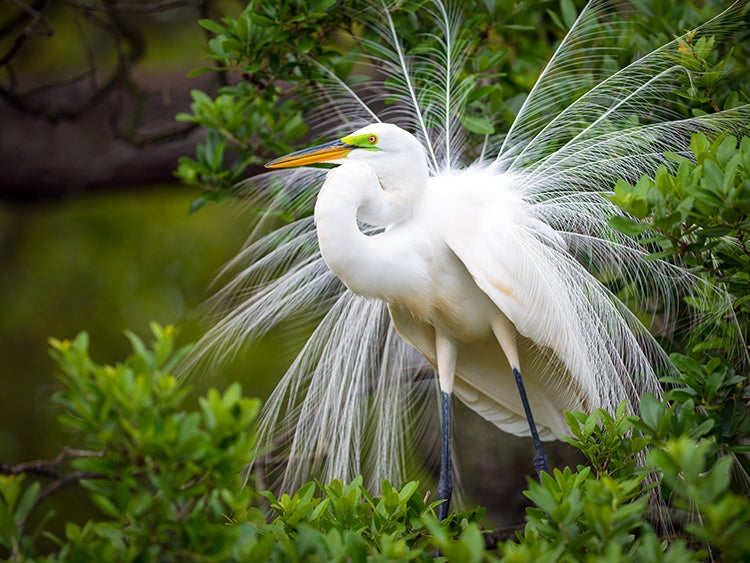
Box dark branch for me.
[0,447,104,478]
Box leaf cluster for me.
[0,326,493,562]
[609,134,750,364]
[176,0,342,208]
[257,479,489,561]
[504,395,750,562]
[1,325,262,561]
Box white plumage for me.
[185,0,750,503]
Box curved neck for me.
[314,161,424,298]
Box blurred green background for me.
[0,188,292,461]
[0,0,288,465]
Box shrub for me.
[1,322,749,560]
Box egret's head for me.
[265,123,427,178]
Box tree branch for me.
[0,447,104,478]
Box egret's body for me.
[187,0,750,518]
[310,131,585,442]
[268,122,621,513]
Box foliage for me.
[502,411,750,562]
[258,479,490,561]
[1,325,261,561]
[602,133,750,562]
[604,137,750,556]
[609,134,750,363]
[0,326,492,561]
[175,0,750,210]
[1,321,750,560]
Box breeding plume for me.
[188,0,750,517]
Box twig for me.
[65,0,206,15]
[0,448,108,537]
[0,447,104,478]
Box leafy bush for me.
[609,134,750,364]
[1,322,749,560]
[1,325,261,560]
[0,326,491,561]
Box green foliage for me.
[504,466,669,562]
[175,0,354,202]
[259,478,490,561]
[3,322,750,560]
[0,326,495,561]
[507,400,750,562]
[176,0,750,211]
[607,135,750,553]
[0,324,263,561]
[649,437,750,561]
[564,402,650,480]
[609,134,750,273]
[609,134,750,362]
[648,355,750,454]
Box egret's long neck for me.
[314,161,423,299]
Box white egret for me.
[265,122,582,517]
[187,0,750,519]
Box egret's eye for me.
[367,134,378,144]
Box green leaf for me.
[639,393,662,430]
[13,481,40,522]
[248,13,275,27]
[198,18,227,35]
[609,215,648,236]
[186,66,220,78]
[460,115,495,135]
[702,159,724,191]
[91,494,120,519]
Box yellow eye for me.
[367,134,378,144]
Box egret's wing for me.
[431,173,663,432]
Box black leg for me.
[512,367,549,478]
[437,390,453,520]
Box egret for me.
[265,122,587,517]
[187,0,750,519]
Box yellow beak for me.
[265,139,355,169]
